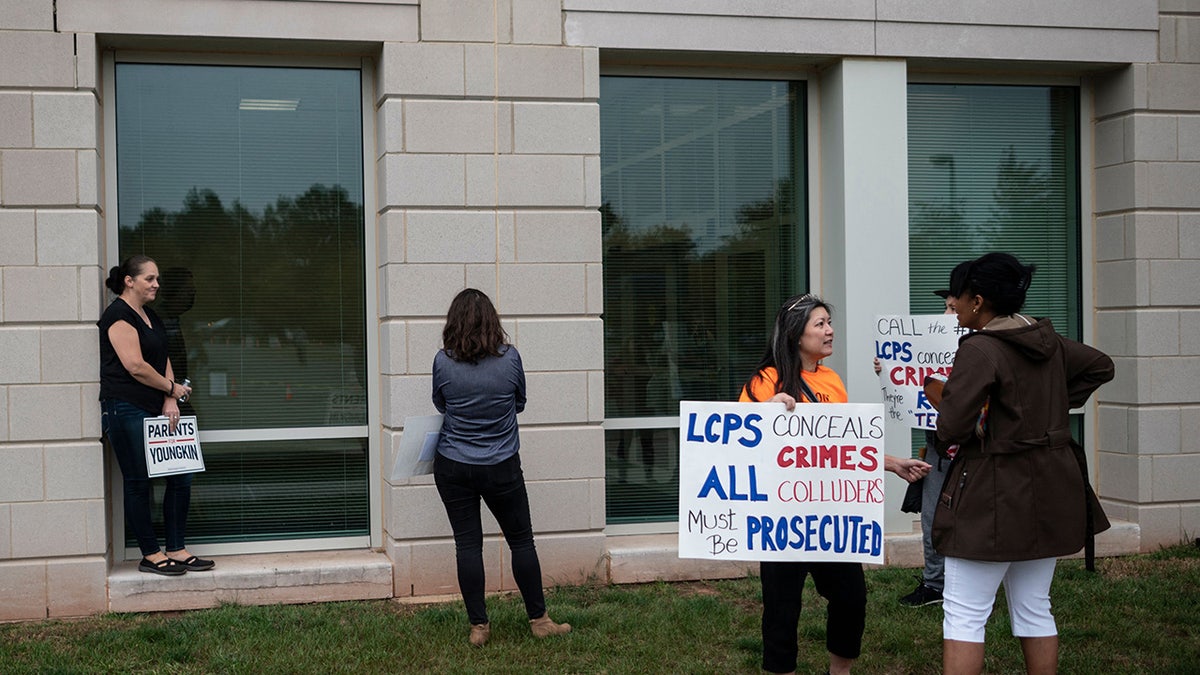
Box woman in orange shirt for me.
[741,293,928,675]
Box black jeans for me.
[760,560,867,674]
[101,398,194,557]
[434,452,546,625]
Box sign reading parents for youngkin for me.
[678,401,886,564]
[873,314,965,430]
[143,415,205,477]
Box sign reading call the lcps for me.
[678,401,886,564]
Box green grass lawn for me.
[3,543,1197,674]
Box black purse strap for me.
[797,375,819,404]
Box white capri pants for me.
[943,556,1058,643]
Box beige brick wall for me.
[1092,1,1200,550]
[0,0,108,620]
[377,0,605,593]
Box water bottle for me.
[178,378,191,403]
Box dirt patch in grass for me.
[672,581,722,597]
[1097,554,1200,580]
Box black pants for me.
[102,398,193,556]
[434,452,546,625]
[760,561,867,674]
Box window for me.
[907,84,1080,336]
[114,63,369,549]
[908,83,1082,453]
[600,76,806,524]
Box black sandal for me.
[169,555,215,571]
[138,557,187,576]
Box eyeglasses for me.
[787,294,816,312]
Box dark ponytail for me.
[105,255,155,295]
[958,252,1036,316]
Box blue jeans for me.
[434,452,546,625]
[101,398,193,557]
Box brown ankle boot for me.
[529,613,571,638]
[469,622,490,647]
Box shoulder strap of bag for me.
[797,374,819,404]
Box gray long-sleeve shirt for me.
[432,344,526,465]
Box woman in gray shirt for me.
[432,288,571,647]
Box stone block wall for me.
[377,0,608,598]
[1093,0,1200,550]
[0,10,108,620]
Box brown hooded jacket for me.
[932,315,1114,561]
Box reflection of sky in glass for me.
[600,77,793,254]
[116,64,363,228]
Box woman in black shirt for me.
[99,255,209,575]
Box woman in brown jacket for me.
[932,253,1113,675]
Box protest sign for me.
[873,314,964,430]
[678,400,886,564]
[143,416,204,477]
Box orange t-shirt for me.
[739,365,848,404]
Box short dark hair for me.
[743,293,834,401]
[441,288,508,364]
[105,255,156,295]
[950,252,1036,315]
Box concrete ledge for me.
[1065,518,1141,560]
[606,520,1141,583]
[104,521,1142,614]
[882,528,924,568]
[606,534,757,584]
[108,549,393,613]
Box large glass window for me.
[907,84,1080,336]
[114,63,368,549]
[908,84,1082,452]
[600,77,806,524]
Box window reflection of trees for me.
[124,184,366,429]
[911,144,1073,335]
[601,175,797,420]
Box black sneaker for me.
[899,580,943,607]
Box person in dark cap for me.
[897,284,958,607]
[874,261,970,608]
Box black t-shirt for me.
[98,298,170,414]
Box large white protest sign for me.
[678,401,886,564]
[873,314,964,430]
[143,416,205,477]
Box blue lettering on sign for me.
[696,465,768,502]
[696,466,728,500]
[685,412,763,447]
[914,412,938,429]
[875,340,913,362]
[745,514,883,556]
[916,390,934,410]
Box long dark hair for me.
[104,255,155,295]
[743,293,833,401]
[441,288,508,364]
[950,252,1036,316]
